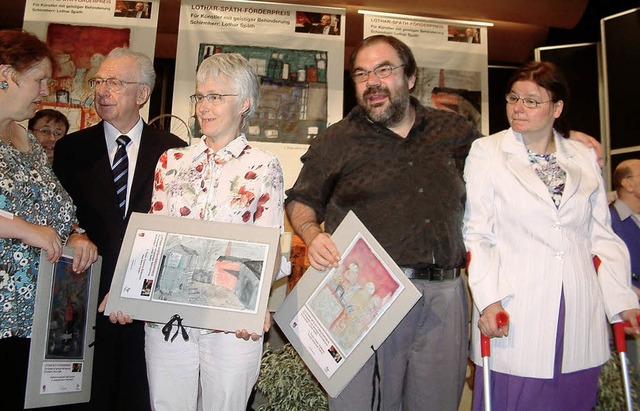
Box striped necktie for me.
[112,135,131,218]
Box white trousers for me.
[145,324,263,411]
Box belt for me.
[400,266,461,281]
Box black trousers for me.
[1,318,150,411]
[1,337,31,410]
[72,317,150,411]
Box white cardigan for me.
[463,129,638,378]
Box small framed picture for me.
[105,213,282,334]
[25,247,102,408]
[274,211,421,397]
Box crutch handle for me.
[593,255,601,270]
[614,315,640,353]
[480,311,509,357]
[593,255,640,353]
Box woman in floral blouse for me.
[144,53,287,411]
[0,29,97,409]
[463,61,640,410]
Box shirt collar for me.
[198,134,250,163]
[613,198,635,221]
[103,117,143,148]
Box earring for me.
[0,81,7,90]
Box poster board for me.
[173,0,346,188]
[362,10,490,136]
[25,248,102,408]
[105,213,281,334]
[274,211,420,397]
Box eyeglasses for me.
[189,93,238,105]
[505,94,553,109]
[35,128,64,138]
[351,64,405,83]
[88,77,142,91]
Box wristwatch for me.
[71,226,86,235]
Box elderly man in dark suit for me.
[127,2,150,19]
[310,14,340,35]
[53,47,186,411]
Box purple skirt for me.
[472,294,601,411]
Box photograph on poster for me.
[45,23,131,129]
[114,1,152,19]
[306,235,402,356]
[295,11,341,36]
[149,233,269,313]
[192,43,328,144]
[448,25,481,44]
[45,256,90,360]
[412,66,482,133]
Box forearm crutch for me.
[613,318,637,411]
[594,255,636,411]
[480,311,509,411]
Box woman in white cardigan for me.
[463,61,640,410]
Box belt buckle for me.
[431,267,445,282]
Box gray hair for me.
[106,47,156,92]
[196,53,259,131]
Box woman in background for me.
[0,29,97,408]
[463,61,640,410]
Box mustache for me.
[363,85,389,99]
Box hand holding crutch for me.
[594,255,640,411]
[479,309,509,411]
[613,313,640,411]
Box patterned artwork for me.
[152,234,267,312]
[307,236,401,355]
[44,23,132,131]
[192,44,328,144]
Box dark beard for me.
[361,85,410,128]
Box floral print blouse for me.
[0,133,76,338]
[527,149,567,208]
[150,134,285,232]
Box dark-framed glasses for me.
[88,77,142,91]
[351,64,405,83]
[35,128,64,138]
[505,93,552,109]
[189,93,238,105]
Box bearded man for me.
[285,35,477,411]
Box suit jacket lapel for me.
[129,123,159,211]
[77,122,125,222]
[555,136,581,210]
[92,124,115,187]
[502,129,557,208]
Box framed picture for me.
[274,211,421,397]
[25,247,102,409]
[105,212,282,334]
